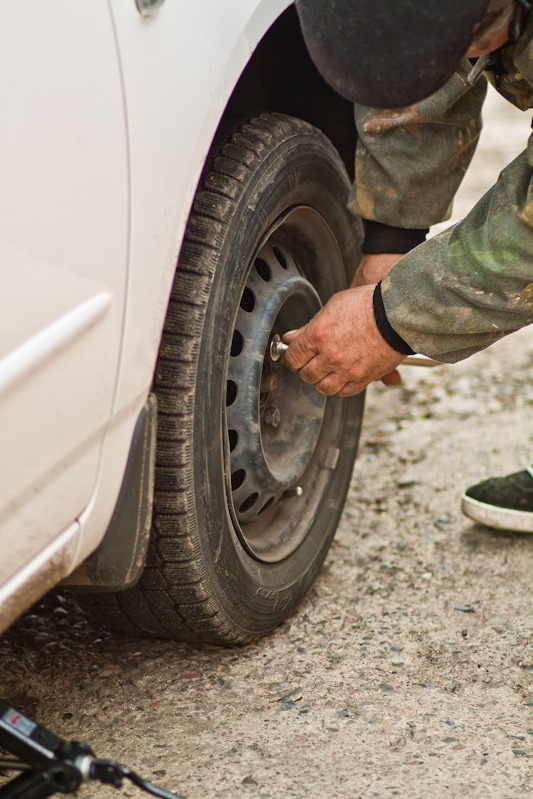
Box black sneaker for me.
[462,467,533,533]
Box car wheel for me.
[83,113,364,644]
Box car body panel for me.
[0,1,128,586]
[72,0,293,565]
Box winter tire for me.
[82,113,364,644]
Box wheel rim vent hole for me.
[231,469,246,491]
[228,429,238,452]
[272,246,288,269]
[231,330,244,357]
[226,380,237,407]
[255,258,271,281]
[240,287,256,312]
[239,492,258,514]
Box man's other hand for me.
[282,284,406,397]
[351,253,403,289]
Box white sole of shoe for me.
[461,494,533,533]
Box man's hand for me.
[283,284,406,397]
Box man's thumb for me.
[282,327,302,343]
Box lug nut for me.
[270,334,289,362]
[264,406,281,428]
[261,372,279,392]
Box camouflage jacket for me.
[350,14,533,362]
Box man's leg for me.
[462,466,533,532]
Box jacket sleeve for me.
[349,60,488,230]
[381,145,533,362]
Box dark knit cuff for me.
[372,282,415,355]
[362,220,429,255]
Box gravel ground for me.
[0,88,532,799]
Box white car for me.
[0,0,363,644]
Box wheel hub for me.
[225,237,326,528]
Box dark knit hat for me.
[296,0,491,107]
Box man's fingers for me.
[297,356,332,385]
[337,381,366,397]
[282,328,300,342]
[283,325,318,371]
[380,369,402,386]
[338,368,402,396]
[314,374,345,396]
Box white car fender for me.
[72,0,293,568]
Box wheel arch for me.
[227,5,357,179]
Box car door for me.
[0,1,129,588]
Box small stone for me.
[444,682,459,693]
[380,683,395,694]
[512,748,532,756]
[454,605,476,613]
[281,702,297,711]
[396,474,417,488]
[278,687,302,703]
[242,776,258,785]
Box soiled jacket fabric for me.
[349,15,533,362]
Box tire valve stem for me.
[270,334,289,362]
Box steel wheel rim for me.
[224,206,345,563]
